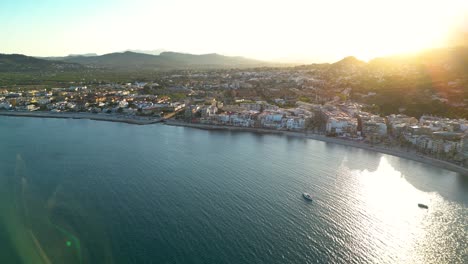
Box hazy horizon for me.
[10,45,465,65]
[1,0,467,63]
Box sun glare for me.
[1,0,466,61]
[344,0,462,61]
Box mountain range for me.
[1,46,467,75]
[14,51,268,71]
[57,51,268,70]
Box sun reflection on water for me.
[341,156,468,264]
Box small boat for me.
[302,193,313,201]
[418,203,428,209]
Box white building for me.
[286,118,306,130]
[326,118,357,135]
[119,100,129,108]
[26,104,39,111]
[206,105,218,116]
[0,102,12,110]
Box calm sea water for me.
[0,116,467,264]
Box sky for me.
[1,0,467,63]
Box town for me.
[1,66,467,168]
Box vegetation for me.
[1,47,467,118]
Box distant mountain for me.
[124,49,166,56]
[40,53,99,61]
[158,51,266,66]
[63,51,160,67]
[0,51,271,74]
[68,53,98,57]
[0,53,82,72]
[60,51,269,70]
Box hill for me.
[61,51,268,70]
[294,46,468,118]
[343,47,468,118]
[0,54,82,72]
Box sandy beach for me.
[165,120,468,176]
[0,111,163,125]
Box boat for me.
[302,193,313,201]
[418,203,428,209]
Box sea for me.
[0,116,467,264]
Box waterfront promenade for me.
[0,111,163,125]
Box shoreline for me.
[165,120,468,176]
[0,111,163,125]
[1,113,466,175]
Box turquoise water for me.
[0,116,467,263]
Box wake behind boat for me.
[303,193,313,201]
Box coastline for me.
[165,120,468,176]
[0,111,163,125]
[1,112,466,175]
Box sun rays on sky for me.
[0,0,467,62]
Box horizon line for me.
[2,44,463,65]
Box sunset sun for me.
[327,0,465,60]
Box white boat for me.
[302,193,313,201]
